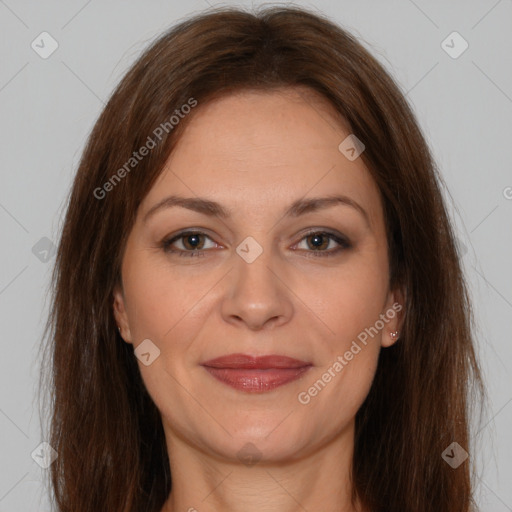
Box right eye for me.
[161,231,219,257]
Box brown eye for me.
[180,233,206,250]
[305,233,330,251]
[161,231,217,257]
[294,230,351,258]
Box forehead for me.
[140,87,383,230]
[171,87,351,164]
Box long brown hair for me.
[39,5,484,511]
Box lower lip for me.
[203,366,312,393]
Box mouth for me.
[200,353,312,393]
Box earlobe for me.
[112,286,133,344]
[381,286,406,348]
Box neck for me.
[160,420,365,512]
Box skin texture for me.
[113,87,404,512]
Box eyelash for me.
[160,229,351,258]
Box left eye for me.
[161,230,350,258]
[294,231,349,254]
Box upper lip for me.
[201,353,312,369]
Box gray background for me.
[0,0,511,510]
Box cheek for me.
[296,265,385,429]
[122,252,202,342]
[120,257,209,422]
[301,253,390,350]
[293,247,388,413]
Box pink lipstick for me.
[201,353,312,393]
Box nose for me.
[220,244,294,331]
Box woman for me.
[40,5,484,512]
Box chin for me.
[206,421,310,462]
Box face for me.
[113,87,403,464]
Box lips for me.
[201,353,312,393]
[202,353,311,369]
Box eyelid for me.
[291,228,351,256]
[161,227,351,257]
[161,229,222,252]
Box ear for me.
[113,284,133,344]
[380,285,406,348]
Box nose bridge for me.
[221,234,292,329]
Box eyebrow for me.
[143,194,370,227]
